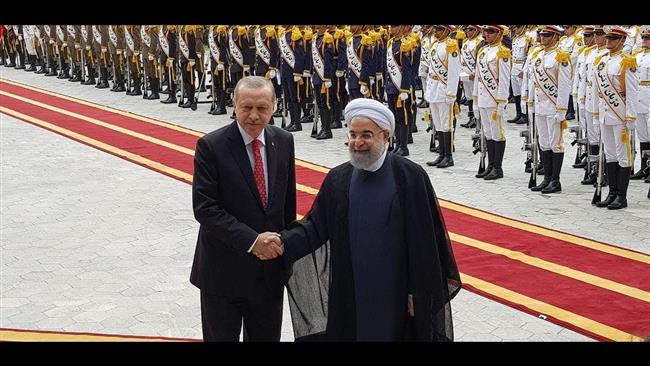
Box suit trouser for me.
[602,122,633,167]
[636,113,649,143]
[200,285,283,342]
[479,107,506,142]
[536,114,564,153]
[430,102,454,133]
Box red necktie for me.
[251,139,267,208]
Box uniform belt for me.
[641,81,650,86]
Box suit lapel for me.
[227,121,264,210]
[265,127,278,209]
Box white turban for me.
[344,98,396,137]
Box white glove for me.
[216,63,224,71]
[445,96,455,105]
[148,54,154,61]
[85,45,90,50]
[360,85,369,95]
[243,66,250,74]
[555,112,565,123]
[370,78,375,85]
[376,74,383,81]
[269,70,277,79]
[399,92,409,101]
[293,75,302,82]
[18,35,23,41]
[324,81,332,89]
[189,60,196,67]
[74,44,80,49]
[302,70,311,78]
[335,70,344,78]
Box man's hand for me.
[293,75,302,82]
[216,63,224,71]
[302,70,311,78]
[399,92,409,101]
[324,81,332,89]
[269,70,277,79]
[360,85,369,95]
[251,232,283,260]
[335,70,344,78]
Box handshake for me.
[251,232,284,260]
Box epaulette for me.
[344,29,352,40]
[555,49,570,63]
[368,31,380,42]
[400,37,414,53]
[237,26,247,36]
[620,54,637,70]
[302,28,313,41]
[291,27,302,42]
[559,35,567,42]
[497,44,511,59]
[445,38,459,53]
[456,30,466,40]
[632,48,644,56]
[323,31,333,44]
[184,25,195,32]
[583,45,595,57]
[167,25,177,31]
[333,29,344,40]
[594,54,605,66]
[265,25,275,38]
[361,34,373,46]
[216,25,227,33]
[576,45,586,56]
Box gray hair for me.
[233,76,276,102]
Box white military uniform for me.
[624,25,641,54]
[635,47,650,144]
[584,45,609,147]
[531,46,573,153]
[425,36,461,133]
[511,31,532,97]
[573,44,590,141]
[419,33,432,98]
[459,33,482,104]
[521,44,543,118]
[473,41,512,141]
[595,50,638,167]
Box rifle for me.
[177,28,185,106]
[474,113,486,175]
[141,52,149,98]
[311,91,319,136]
[80,44,86,82]
[125,50,131,93]
[280,95,287,129]
[56,43,63,77]
[527,111,538,188]
[591,135,605,204]
[209,58,217,111]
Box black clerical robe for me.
[281,153,461,341]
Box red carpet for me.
[2,78,649,341]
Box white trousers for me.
[479,107,505,141]
[430,102,454,133]
[536,114,564,153]
[601,124,632,167]
[635,113,649,143]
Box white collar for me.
[363,146,388,172]
[236,122,266,146]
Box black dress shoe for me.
[316,131,332,140]
[541,180,562,193]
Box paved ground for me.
[2,67,648,341]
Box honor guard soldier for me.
[623,25,641,54]
[385,25,416,156]
[23,25,37,72]
[472,25,512,180]
[508,25,532,125]
[55,25,69,78]
[572,26,595,171]
[4,25,17,68]
[253,25,280,116]
[228,25,252,116]
[160,25,178,104]
[529,25,573,193]
[345,25,371,100]
[124,25,142,95]
[92,25,110,88]
[631,25,650,182]
[67,25,83,81]
[310,25,336,139]
[0,25,6,66]
[142,25,161,100]
[559,25,583,121]
[418,26,433,110]
[407,28,421,136]
[593,25,639,209]
[108,25,126,92]
[179,25,199,110]
[580,25,609,184]
[14,25,26,69]
[425,25,461,168]
[34,25,48,74]
[79,25,93,83]
[44,25,58,76]
[331,25,348,127]
[206,25,229,113]
[194,25,207,93]
[299,26,315,125]
[278,25,306,132]
[459,25,483,128]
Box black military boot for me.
[476,140,495,178]
[437,132,455,168]
[393,122,410,157]
[507,96,524,123]
[316,109,333,140]
[45,60,58,76]
[96,67,109,88]
[531,150,553,191]
[57,61,69,78]
[631,142,650,180]
[25,55,37,71]
[16,51,26,69]
[161,79,178,104]
[461,111,477,128]
[331,105,343,129]
[581,145,600,185]
[129,75,142,95]
[596,162,619,207]
[542,152,564,193]
[286,104,303,132]
[6,52,16,67]
[484,140,505,180]
[214,88,227,114]
[608,166,630,209]
[146,78,160,100]
[427,132,446,166]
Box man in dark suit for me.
[190,75,296,341]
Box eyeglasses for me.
[605,35,623,40]
[583,33,594,37]
[539,33,554,38]
[594,31,605,36]
[347,130,384,141]
[642,35,650,40]
[484,28,498,34]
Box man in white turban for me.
[259,97,462,341]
